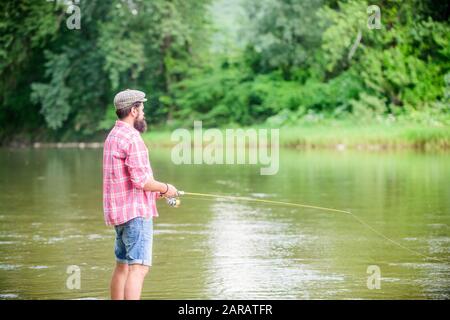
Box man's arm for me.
[143,176,178,197]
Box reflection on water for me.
[0,148,449,299]
[206,201,345,299]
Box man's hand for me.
[163,184,178,198]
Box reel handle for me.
[166,190,184,208]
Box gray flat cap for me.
[114,89,148,110]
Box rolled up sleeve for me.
[124,136,152,189]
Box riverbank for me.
[142,120,450,151]
[4,118,450,151]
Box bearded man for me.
[103,89,178,300]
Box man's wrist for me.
[160,183,169,195]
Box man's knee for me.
[129,264,149,277]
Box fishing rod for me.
[165,191,447,263]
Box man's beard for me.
[134,117,147,133]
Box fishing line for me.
[175,191,447,264]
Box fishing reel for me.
[165,190,184,208]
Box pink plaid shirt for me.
[103,120,159,226]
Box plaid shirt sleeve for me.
[124,135,152,189]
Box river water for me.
[0,148,449,299]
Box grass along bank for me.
[143,119,450,151]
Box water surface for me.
[0,148,449,299]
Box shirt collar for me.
[116,120,130,127]
[115,120,139,134]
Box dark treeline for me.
[0,0,448,144]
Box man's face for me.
[133,103,147,133]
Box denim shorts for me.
[114,217,153,266]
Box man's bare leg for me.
[110,262,129,300]
[124,264,149,300]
